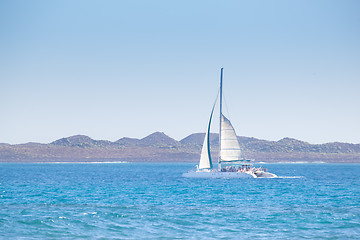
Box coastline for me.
[1,133,360,163]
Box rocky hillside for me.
[51,135,114,148]
[181,133,360,154]
[0,132,359,163]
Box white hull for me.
[182,171,255,178]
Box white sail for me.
[198,100,217,170]
[220,114,243,162]
[199,131,211,169]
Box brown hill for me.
[0,132,359,163]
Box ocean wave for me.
[262,161,327,164]
[35,161,130,164]
[276,176,304,179]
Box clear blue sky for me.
[1,0,359,144]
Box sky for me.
[1,0,359,144]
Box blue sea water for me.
[0,163,359,239]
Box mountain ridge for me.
[1,132,359,163]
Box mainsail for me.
[198,101,216,170]
[199,131,212,169]
[220,114,243,162]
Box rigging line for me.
[201,89,219,127]
[222,92,231,120]
[205,88,220,135]
[212,88,220,112]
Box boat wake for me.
[256,176,278,179]
[276,176,304,179]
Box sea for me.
[0,162,359,239]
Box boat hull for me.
[182,171,255,178]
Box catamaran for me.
[183,68,277,178]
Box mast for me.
[219,68,223,170]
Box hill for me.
[138,132,181,147]
[51,135,114,148]
[0,132,359,163]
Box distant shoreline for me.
[1,132,360,163]
[1,160,360,164]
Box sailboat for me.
[183,68,277,178]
